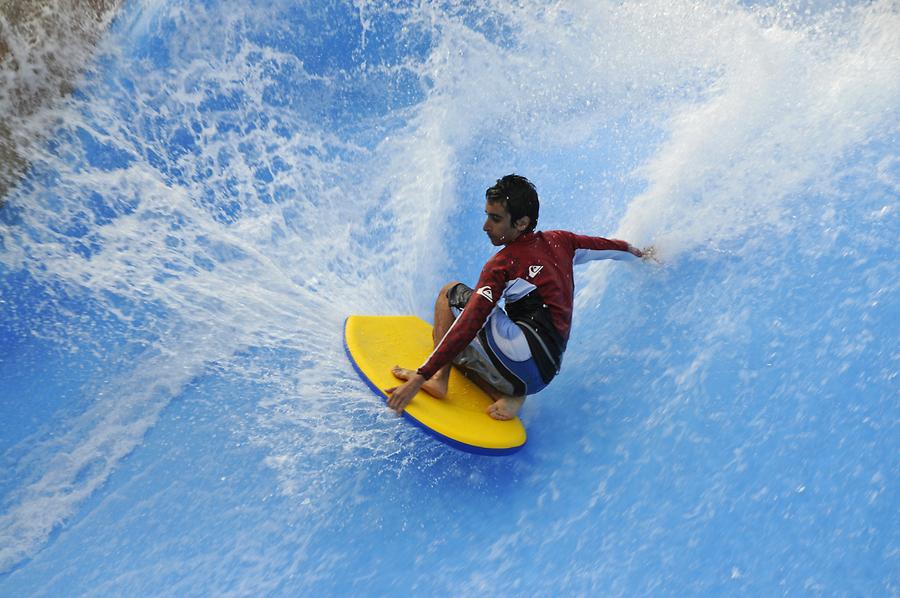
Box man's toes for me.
[486,404,511,420]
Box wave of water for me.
[1,0,897,595]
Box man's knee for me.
[439,281,460,296]
[435,281,460,314]
[443,281,475,314]
[438,281,461,304]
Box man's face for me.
[483,200,527,246]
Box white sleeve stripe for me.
[574,248,637,265]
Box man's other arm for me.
[564,231,644,264]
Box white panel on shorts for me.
[488,308,532,362]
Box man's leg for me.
[461,369,525,421]
[391,281,526,420]
[391,281,459,399]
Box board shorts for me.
[446,283,549,397]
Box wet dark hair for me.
[485,174,539,234]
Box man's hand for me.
[384,372,426,414]
[640,245,662,264]
[631,244,661,264]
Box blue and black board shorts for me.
[446,283,549,397]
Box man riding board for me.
[387,174,652,421]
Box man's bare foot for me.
[391,366,448,399]
[487,395,525,421]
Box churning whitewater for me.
[1,1,897,595]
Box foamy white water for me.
[1,0,897,594]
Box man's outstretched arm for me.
[563,231,654,264]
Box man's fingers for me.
[383,377,422,414]
[385,385,409,412]
[391,395,407,414]
[385,388,399,409]
[641,246,662,264]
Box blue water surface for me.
[1,0,897,595]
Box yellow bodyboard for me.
[344,315,526,455]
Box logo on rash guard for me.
[528,265,543,278]
[476,286,494,302]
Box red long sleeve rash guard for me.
[416,230,637,381]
